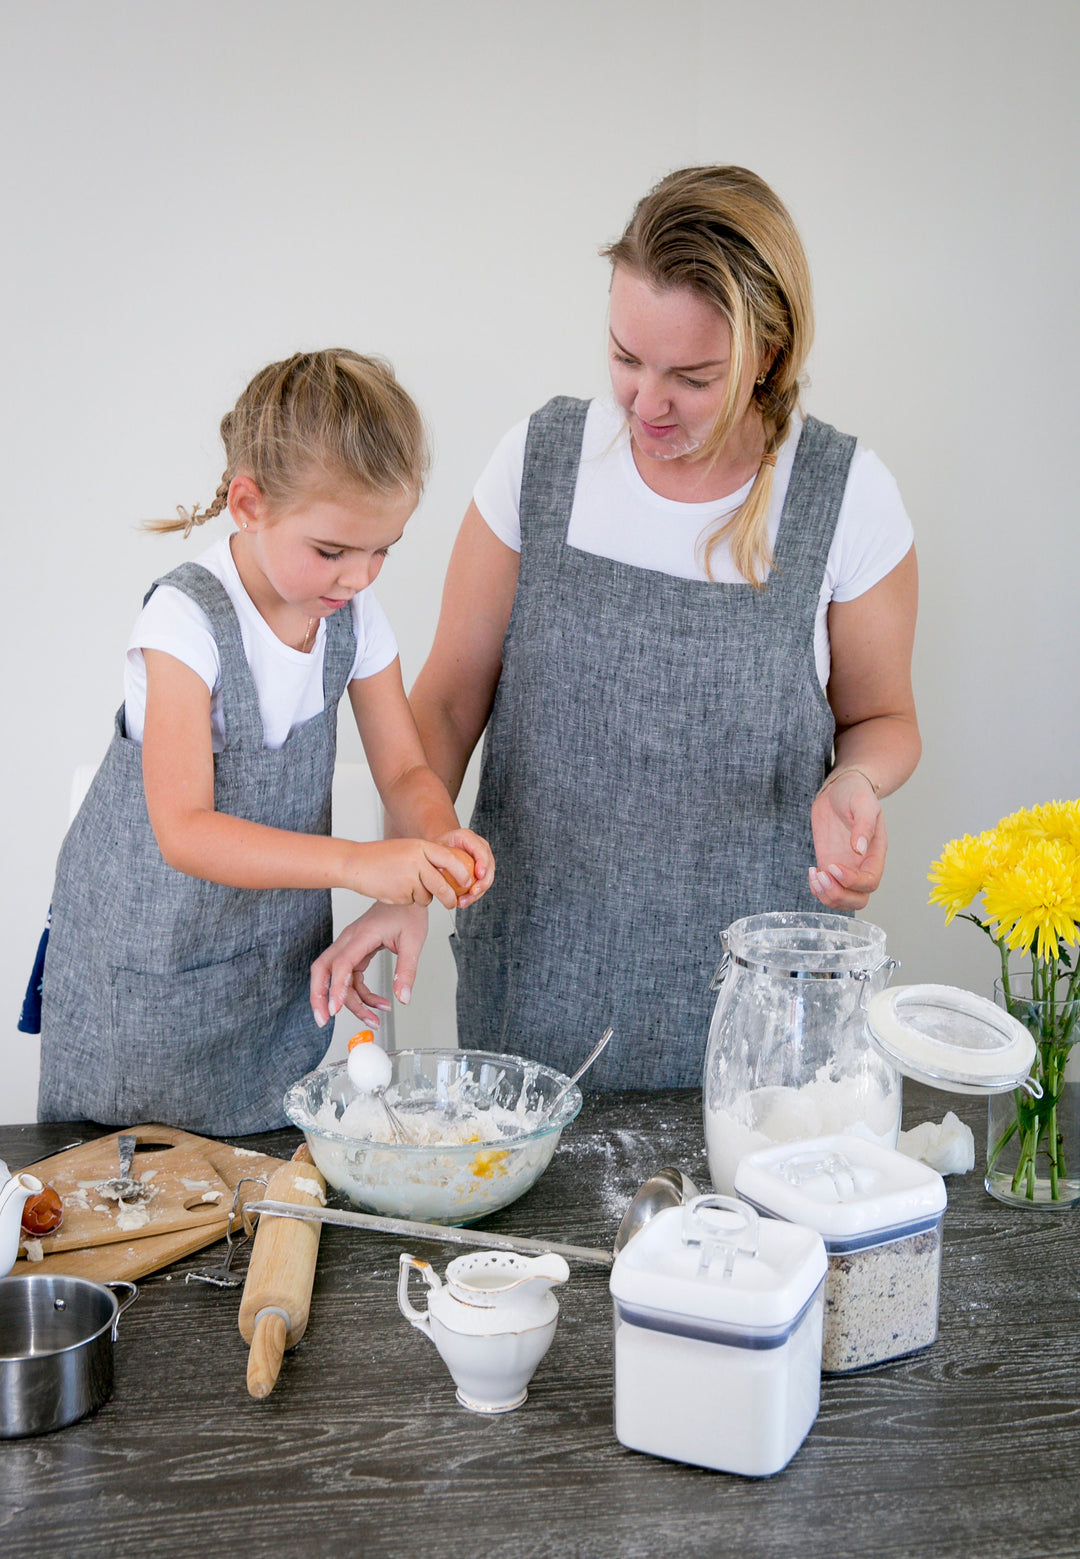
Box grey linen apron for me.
[39,562,355,1134]
[454,398,856,1089]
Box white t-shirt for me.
[124,536,399,750]
[473,398,914,688]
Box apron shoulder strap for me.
[769,415,858,606]
[321,598,358,710]
[519,396,590,561]
[145,562,264,749]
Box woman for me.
[311,166,920,1088]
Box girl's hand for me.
[808,771,888,912]
[310,903,430,1026]
[350,838,473,910]
[435,828,495,907]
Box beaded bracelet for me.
[816,765,881,800]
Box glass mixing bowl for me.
[284,1049,582,1225]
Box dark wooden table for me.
[2,1082,1078,1559]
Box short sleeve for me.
[123,584,222,745]
[471,416,530,552]
[348,587,399,682]
[127,584,221,689]
[827,447,915,603]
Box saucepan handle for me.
[397,1253,438,1336]
[105,1280,138,1341]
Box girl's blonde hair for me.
[602,166,814,587]
[148,349,429,535]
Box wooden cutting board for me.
[12,1125,290,1283]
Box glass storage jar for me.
[704,912,901,1195]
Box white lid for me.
[865,984,1037,1094]
[609,1195,826,1333]
[734,1134,946,1241]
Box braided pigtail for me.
[143,473,231,537]
[705,371,800,587]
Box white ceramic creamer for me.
[397,1248,569,1412]
[0,1167,43,1276]
[610,1195,827,1477]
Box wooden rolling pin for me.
[238,1144,326,1399]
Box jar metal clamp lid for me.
[865,984,1040,1097]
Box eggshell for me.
[347,1037,393,1093]
[438,846,476,895]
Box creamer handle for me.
[397,1253,439,1336]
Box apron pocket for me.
[108,947,269,1123]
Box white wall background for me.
[2,0,1077,1124]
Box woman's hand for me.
[809,770,888,911]
[310,902,430,1027]
[435,827,495,906]
[809,547,921,912]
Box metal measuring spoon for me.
[94,1133,152,1203]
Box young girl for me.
[38,349,493,1135]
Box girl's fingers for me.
[422,859,460,910]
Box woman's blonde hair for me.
[602,166,814,587]
[148,348,429,535]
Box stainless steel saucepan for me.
[0,1275,138,1438]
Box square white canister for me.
[735,1135,947,1373]
[609,1195,827,1477]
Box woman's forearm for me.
[407,682,482,804]
[830,712,922,800]
[378,760,460,838]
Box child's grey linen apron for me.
[39,563,354,1134]
[454,398,856,1090]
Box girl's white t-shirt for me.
[124,536,399,751]
[473,399,914,688]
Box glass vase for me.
[985,978,1080,1208]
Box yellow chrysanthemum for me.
[981,838,1080,961]
[1000,799,1080,853]
[927,833,993,921]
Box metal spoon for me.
[242,1198,615,1267]
[613,1165,699,1254]
[94,1133,152,1204]
[543,1026,615,1120]
[241,1159,699,1269]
